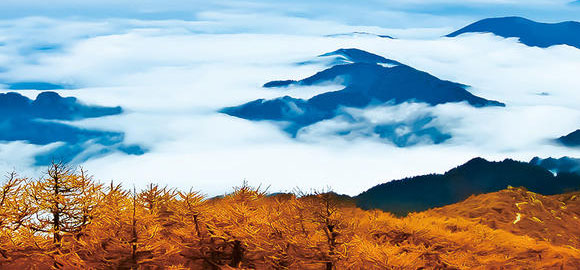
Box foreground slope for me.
[430,187,580,249]
[1,166,579,269]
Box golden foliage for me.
[0,165,579,269]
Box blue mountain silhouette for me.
[3,81,70,90]
[530,156,580,175]
[356,157,580,216]
[447,16,580,49]
[0,92,145,165]
[557,129,580,147]
[222,49,503,146]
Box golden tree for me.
[0,172,31,263]
[23,162,104,268]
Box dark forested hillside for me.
[356,157,580,215]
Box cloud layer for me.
[0,13,579,195]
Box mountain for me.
[447,17,580,49]
[356,157,580,216]
[222,49,503,145]
[0,91,122,121]
[324,32,394,39]
[0,91,145,165]
[530,156,580,175]
[558,129,580,147]
[2,81,70,90]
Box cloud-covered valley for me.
[0,11,580,196]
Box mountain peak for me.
[558,129,580,147]
[223,49,504,146]
[447,17,580,49]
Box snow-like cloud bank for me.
[0,13,580,195]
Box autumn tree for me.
[22,161,104,268]
[0,172,30,261]
[172,189,213,268]
[296,189,350,270]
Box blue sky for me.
[0,0,578,27]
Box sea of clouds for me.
[0,1,579,195]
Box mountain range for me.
[1,81,70,90]
[447,16,580,49]
[355,157,580,216]
[222,48,503,146]
[0,91,145,165]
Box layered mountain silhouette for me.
[356,157,580,216]
[0,91,145,165]
[324,32,394,39]
[557,129,580,147]
[447,16,580,49]
[2,81,70,90]
[531,156,580,175]
[222,49,503,146]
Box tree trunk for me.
[230,240,243,267]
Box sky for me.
[0,0,579,196]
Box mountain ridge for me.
[447,16,580,49]
[356,157,580,216]
[222,48,504,146]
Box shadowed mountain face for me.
[447,17,580,49]
[356,157,580,216]
[558,129,580,147]
[0,92,145,165]
[222,49,503,146]
[530,156,580,175]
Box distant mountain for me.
[2,81,70,90]
[222,49,503,145]
[324,32,394,39]
[557,129,580,147]
[447,17,580,49]
[0,92,145,165]
[530,156,580,175]
[0,91,121,121]
[356,157,580,216]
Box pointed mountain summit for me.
[222,49,503,142]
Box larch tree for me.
[23,161,104,268]
[0,172,30,261]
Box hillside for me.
[430,187,580,249]
[356,157,580,216]
[0,164,579,269]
